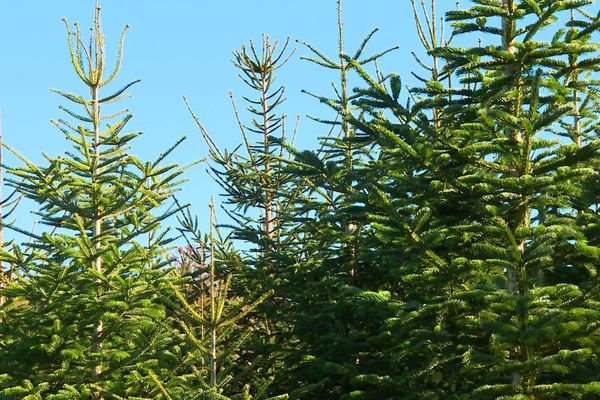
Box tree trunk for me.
[502,0,527,388]
[92,82,104,385]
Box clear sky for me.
[0,0,432,239]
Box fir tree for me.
[145,201,284,400]
[267,1,403,397]
[185,34,301,395]
[339,0,600,398]
[2,2,600,399]
[0,5,186,399]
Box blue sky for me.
[0,0,433,239]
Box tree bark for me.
[92,82,104,384]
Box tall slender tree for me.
[184,34,301,392]
[265,2,405,397]
[0,5,186,399]
[143,200,284,400]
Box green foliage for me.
[321,0,600,398]
[2,1,600,399]
[0,6,186,399]
[185,34,301,398]
[146,202,281,399]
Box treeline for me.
[1,0,600,399]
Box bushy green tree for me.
[144,201,285,400]
[2,1,600,399]
[0,6,186,399]
[244,0,600,398]
[335,0,600,398]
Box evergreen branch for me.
[102,25,130,87]
[98,79,141,103]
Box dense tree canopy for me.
[1,1,600,399]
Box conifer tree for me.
[0,5,186,399]
[185,34,294,250]
[266,1,404,397]
[2,1,600,399]
[144,201,284,400]
[337,0,600,398]
[185,34,302,393]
